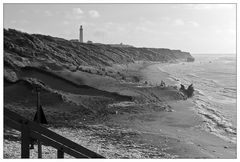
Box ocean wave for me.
[159,59,236,143]
[206,95,236,104]
[193,98,236,143]
[222,87,237,94]
[208,71,236,76]
[194,89,206,97]
[186,73,199,78]
[157,66,167,73]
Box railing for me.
[4,108,105,158]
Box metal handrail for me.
[4,108,105,159]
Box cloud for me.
[65,8,84,20]
[185,4,235,10]
[93,30,106,38]
[174,19,185,26]
[174,19,199,27]
[10,20,29,25]
[33,9,40,14]
[215,28,235,34]
[73,8,84,14]
[135,19,157,34]
[188,21,199,27]
[21,20,29,24]
[135,26,149,32]
[44,10,53,16]
[101,22,128,34]
[10,20,17,24]
[160,17,171,22]
[19,9,25,13]
[63,20,70,25]
[88,10,100,18]
[227,29,235,34]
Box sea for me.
[160,54,237,143]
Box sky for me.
[3,3,236,54]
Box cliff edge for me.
[4,28,194,71]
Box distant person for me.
[160,80,166,88]
[179,83,194,98]
[187,84,194,97]
[180,84,185,92]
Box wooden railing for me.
[4,108,105,158]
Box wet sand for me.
[128,63,237,158]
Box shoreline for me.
[4,61,236,158]
[151,60,237,143]
[137,62,236,158]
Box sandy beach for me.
[4,62,236,159]
[136,63,237,158]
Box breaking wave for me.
[160,54,237,143]
[193,98,236,143]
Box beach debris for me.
[187,84,194,97]
[180,84,185,91]
[224,146,228,149]
[160,80,166,88]
[179,83,194,98]
[172,86,178,89]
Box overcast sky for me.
[4,3,236,54]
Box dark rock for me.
[179,83,194,98]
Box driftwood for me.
[179,84,194,98]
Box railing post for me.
[21,122,30,158]
[36,87,42,158]
[57,148,64,158]
[38,141,42,158]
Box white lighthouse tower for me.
[79,25,83,43]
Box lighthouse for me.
[79,25,83,43]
